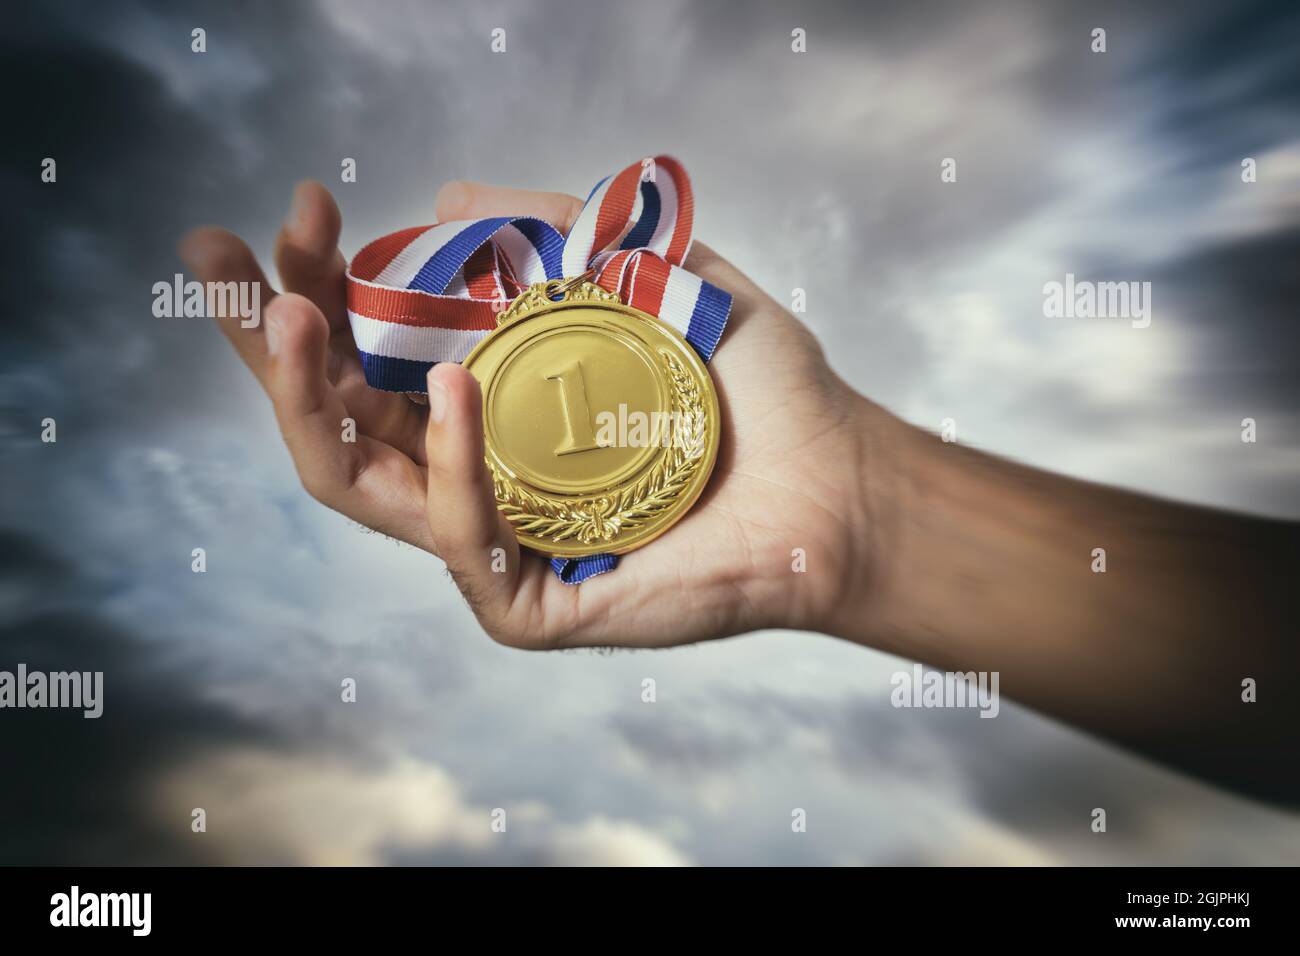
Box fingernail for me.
[265,309,282,353]
[428,373,447,423]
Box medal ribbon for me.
[346,156,731,583]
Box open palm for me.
[182,181,869,649]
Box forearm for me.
[833,399,1299,803]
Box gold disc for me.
[462,279,721,558]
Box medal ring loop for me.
[545,269,596,301]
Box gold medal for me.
[462,277,721,558]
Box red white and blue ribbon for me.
[346,156,731,582]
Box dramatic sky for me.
[3,0,1298,864]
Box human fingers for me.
[274,180,350,334]
[179,227,277,383]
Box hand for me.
[181,180,884,649]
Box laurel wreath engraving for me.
[488,351,706,545]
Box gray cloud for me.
[3,0,1298,865]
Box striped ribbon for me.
[346,156,731,583]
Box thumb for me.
[424,363,522,635]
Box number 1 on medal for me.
[545,360,602,456]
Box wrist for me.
[762,385,916,648]
[810,394,910,647]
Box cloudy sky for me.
[3,0,1298,864]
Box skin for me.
[181,181,1298,806]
